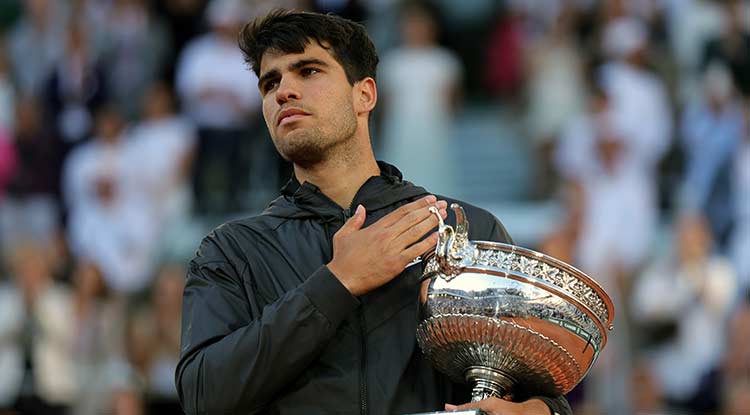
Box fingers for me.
[401,232,438,262]
[388,199,447,237]
[376,195,438,228]
[337,204,366,236]
[392,207,443,249]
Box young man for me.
[176,10,571,415]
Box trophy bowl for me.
[417,204,614,403]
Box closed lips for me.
[278,108,310,125]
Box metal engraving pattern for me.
[416,314,582,397]
[424,251,610,328]
[423,279,604,351]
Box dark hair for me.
[238,9,379,85]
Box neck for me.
[294,137,380,209]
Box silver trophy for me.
[414,204,614,412]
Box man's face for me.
[258,43,359,167]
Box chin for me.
[276,134,327,166]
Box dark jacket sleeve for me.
[483,212,573,415]
[175,234,359,414]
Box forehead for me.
[259,43,342,74]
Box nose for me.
[275,76,301,105]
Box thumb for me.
[339,204,366,234]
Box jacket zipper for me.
[343,202,365,414]
[359,311,368,415]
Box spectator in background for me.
[678,61,744,247]
[6,0,68,96]
[70,261,130,415]
[0,38,16,209]
[0,242,77,415]
[556,84,658,288]
[99,0,172,119]
[523,1,586,196]
[63,105,159,294]
[563,16,671,281]
[1,97,62,254]
[175,0,261,215]
[125,264,184,415]
[378,0,461,195]
[483,4,525,101]
[0,123,14,205]
[0,38,15,131]
[127,81,196,245]
[701,0,750,99]
[729,109,750,294]
[721,297,750,415]
[631,215,738,414]
[153,0,209,83]
[42,19,108,145]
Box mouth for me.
[277,108,311,126]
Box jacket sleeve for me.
[175,234,360,414]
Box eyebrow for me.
[258,58,330,89]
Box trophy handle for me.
[428,203,474,279]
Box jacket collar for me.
[265,161,428,220]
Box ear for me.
[354,77,377,116]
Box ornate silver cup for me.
[417,204,614,403]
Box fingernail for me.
[425,195,437,203]
[356,204,364,215]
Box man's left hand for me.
[444,397,550,415]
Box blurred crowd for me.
[0,0,747,414]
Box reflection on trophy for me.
[416,204,615,409]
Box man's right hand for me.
[327,195,448,296]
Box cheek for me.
[262,100,276,132]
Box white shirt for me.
[176,33,261,128]
[63,137,159,293]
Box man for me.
[176,10,571,415]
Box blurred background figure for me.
[6,0,68,96]
[175,0,260,215]
[42,19,107,146]
[98,0,172,119]
[0,1,747,413]
[378,0,461,195]
[678,61,744,248]
[63,104,159,295]
[0,96,62,255]
[631,215,738,415]
[0,242,77,415]
[729,109,750,294]
[127,81,197,255]
[522,1,586,197]
[125,264,185,415]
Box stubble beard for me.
[274,109,358,169]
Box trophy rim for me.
[471,241,615,329]
[420,240,615,332]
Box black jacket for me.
[176,162,571,415]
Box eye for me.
[301,67,320,76]
[261,79,279,94]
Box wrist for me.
[327,261,362,296]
